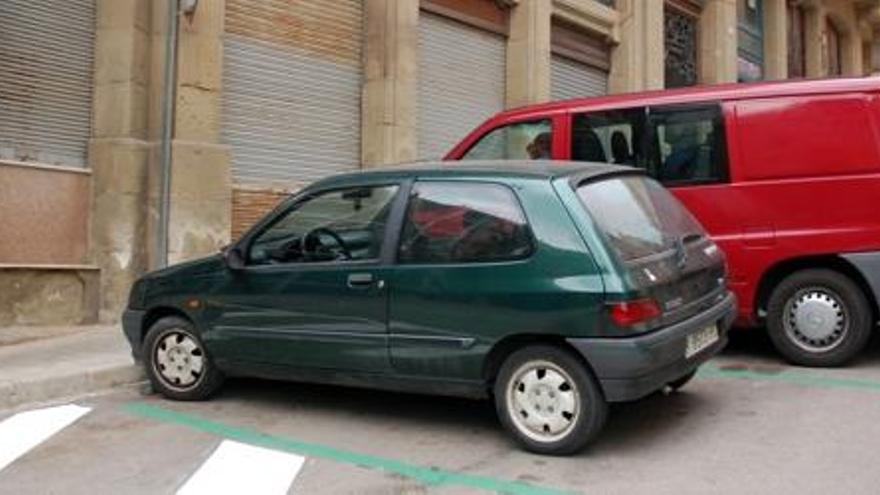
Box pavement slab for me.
[0,326,144,411]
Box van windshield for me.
[576,176,705,262]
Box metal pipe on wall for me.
[157,0,180,269]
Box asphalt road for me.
[2,330,880,495]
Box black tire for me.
[493,345,607,456]
[766,269,873,367]
[666,370,697,392]
[143,316,224,400]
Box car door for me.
[387,180,544,382]
[205,181,407,372]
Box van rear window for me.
[576,176,705,262]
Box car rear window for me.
[576,176,704,262]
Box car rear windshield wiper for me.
[681,233,703,244]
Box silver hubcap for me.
[153,330,205,390]
[505,360,580,443]
[783,288,847,353]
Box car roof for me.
[311,160,638,188]
[493,76,880,121]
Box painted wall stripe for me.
[125,402,574,495]
[698,364,880,392]
[177,440,305,495]
[0,404,91,471]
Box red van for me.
[446,77,880,367]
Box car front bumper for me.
[568,292,736,402]
[121,309,146,362]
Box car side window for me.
[462,120,552,160]
[648,105,729,185]
[571,109,647,167]
[398,182,533,264]
[247,185,399,265]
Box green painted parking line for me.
[124,402,576,495]
[698,364,880,392]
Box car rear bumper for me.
[121,309,146,361]
[567,292,736,402]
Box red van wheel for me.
[766,270,872,367]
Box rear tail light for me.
[608,298,662,327]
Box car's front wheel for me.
[143,316,224,400]
[494,345,607,455]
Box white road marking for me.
[177,440,305,495]
[0,404,91,472]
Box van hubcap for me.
[506,361,579,443]
[154,331,205,389]
[783,289,847,353]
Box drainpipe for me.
[157,0,180,269]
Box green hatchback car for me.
[123,161,735,455]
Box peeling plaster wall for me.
[0,268,98,326]
[90,138,150,319]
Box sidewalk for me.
[0,325,145,411]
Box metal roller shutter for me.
[222,0,363,186]
[550,55,608,101]
[0,0,95,168]
[418,13,506,160]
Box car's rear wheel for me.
[493,345,607,455]
[143,316,224,400]
[766,269,872,367]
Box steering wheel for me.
[303,227,352,261]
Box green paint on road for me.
[124,402,576,495]
[698,364,880,392]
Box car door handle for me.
[347,273,375,289]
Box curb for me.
[0,364,146,411]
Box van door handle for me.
[347,273,374,288]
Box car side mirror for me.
[223,246,246,270]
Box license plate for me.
[685,324,719,358]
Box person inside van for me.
[611,131,634,165]
[571,127,607,162]
[526,132,552,159]
[661,122,700,181]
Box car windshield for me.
[576,175,705,262]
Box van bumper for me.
[567,292,736,402]
[121,309,146,362]
[842,252,880,310]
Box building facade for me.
[2,0,880,325]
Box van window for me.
[462,120,552,160]
[736,95,880,180]
[398,182,533,264]
[570,104,728,186]
[649,105,729,185]
[571,109,647,166]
